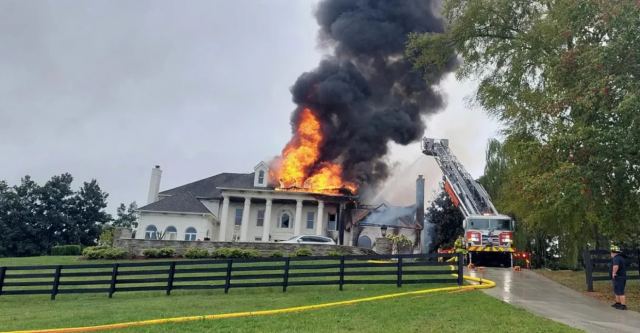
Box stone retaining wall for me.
[114,239,376,257]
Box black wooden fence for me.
[0,253,463,300]
[583,249,640,292]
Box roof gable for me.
[159,172,274,199]
[139,192,211,214]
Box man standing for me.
[610,245,627,310]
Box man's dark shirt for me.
[610,254,626,279]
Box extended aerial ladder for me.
[422,138,515,266]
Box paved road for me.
[468,268,640,333]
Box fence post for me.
[582,250,594,292]
[396,256,403,288]
[0,267,6,296]
[456,253,463,286]
[166,262,176,296]
[108,263,119,298]
[51,265,62,300]
[339,256,345,291]
[282,258,290,292]
[224,259,233,294]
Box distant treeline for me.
[0,173,137,257]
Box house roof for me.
[159,172,274,199]
[138,192,211,214]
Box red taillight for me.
[499,232,513,244]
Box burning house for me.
[136,163,355,243]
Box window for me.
[358,236,372,249]
[256,209,265,227]
[164,226,177,240]
[327,213,337,231]
[258,170,265,184]
[144,225,158,240]
[255,236,262,241]
[306,211,315,229]
[280,212,291,229]
[235,208,243,226]
[184,227,197,241]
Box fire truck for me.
[422,138,515,267]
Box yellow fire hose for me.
[3,269,494,333]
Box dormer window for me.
[253,161,269,187]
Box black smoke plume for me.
[289,0,456,189]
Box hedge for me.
[82,246,129,260]
[51,245,82,256]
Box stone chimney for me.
[147,165,162,204]
[416,175,425,226]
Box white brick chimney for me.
[147,165,162,204]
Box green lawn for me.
[0,257,581,333]
[536,269,639,312]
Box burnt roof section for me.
[138,192,211,214]
[159,172,274,199]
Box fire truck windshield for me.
[468,218,512,231]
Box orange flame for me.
[270,108,357,195]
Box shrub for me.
[386,234,413,247]
[212,247,260,259]
[82,246,128,260]
[143,248,176,258]
[82,246,109,260]
[241,249,260,258]
[51,245,82,256]
[98,227,115,247]
[327,249,346,257]
[294,247,313,257]
[102,248,128,260]
[142,248,160,258]
[158,247,176,258]
[270,251,284,258]
[184,247,209,259]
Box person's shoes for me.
[611,302,621,308]
[616,305,627,311]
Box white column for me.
[239,197,252,242]
[315,201,324,236]
[218,195,230,241]
[293,199,303,236]
[262,199,272,242]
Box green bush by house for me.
[142,248,176,258]
[82,246,128,260]
[294,247,313,257]
[270,251,284,258]
[212,247,260,259]
[184,247,209,259]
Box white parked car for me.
[281,235,336,245]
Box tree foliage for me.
[0,174,111,257]
[409,0,640,266]
[112,202,138,229]
[425,191,465,252]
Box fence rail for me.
[583,249,640,292]
[0,253,463,300]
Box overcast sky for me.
[0,0,500,212]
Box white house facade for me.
[135,163,352,244]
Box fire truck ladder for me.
[421,138,497,217]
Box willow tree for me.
[408,0,640,266]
